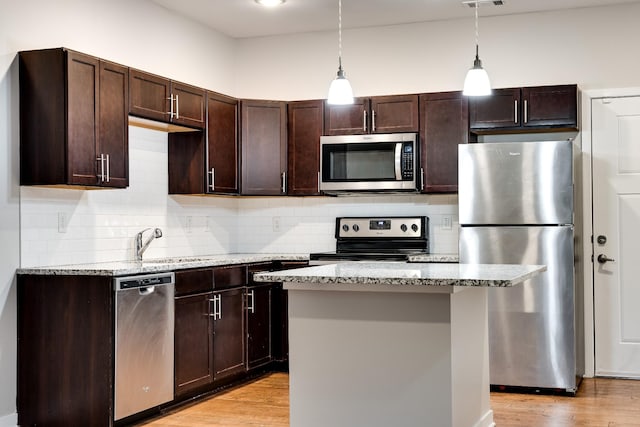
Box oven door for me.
[320,133,417,192]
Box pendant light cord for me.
[474,2,479,48]
[338,0,343,69]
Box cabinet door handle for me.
[420,167,425,191]
[523,99,528,124]
[248,290,255,314]
[217,295,222,320]
[372,109,376,132]
[207,297,216,317]
[208,168,215,191]
[281,172,286,194]
[97,154,106,182]
[514,100,518,124]
[105,154,110,183]
[175,94,180,119]
[363,110,368,132]
[167,94,175,119]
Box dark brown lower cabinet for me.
[213,287,247,381]
[247,285,272,369]
[17,274,114,427]
[174,292,214,396]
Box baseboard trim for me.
[0,412,17,427]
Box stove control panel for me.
[336,216,425,238]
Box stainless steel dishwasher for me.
[114,272,175,421]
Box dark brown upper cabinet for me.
[20,48,129,188]
[324,94,419,135]
[129,69,206,129]
[469,84,577,133]
[241,100,287,196]
[167,92,239,196]
[207,92,239,194]
[419,92,468,193]
[287,100,324,196]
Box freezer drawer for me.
[460,226,578,390]
[459,140,573,225]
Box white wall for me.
[3,0,640,424]
[234,3,640,100]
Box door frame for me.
[581,86,640,377]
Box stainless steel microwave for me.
[320,133,419,192]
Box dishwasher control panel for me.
[114,272,175,290]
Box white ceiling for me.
[150,0,640,38]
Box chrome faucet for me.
[135,228,163,261]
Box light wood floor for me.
[137,373,640,426]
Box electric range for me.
[309,216,429,264]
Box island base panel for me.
[287,287,494,427]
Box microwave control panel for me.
[401,143,414,180]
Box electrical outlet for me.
[58,212,68,233]
[272,216,281,232]
[442,216,452,230]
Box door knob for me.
[597,235,607,245]
[597,254,615,264]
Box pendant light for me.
[327,0,354,105]
[463,1,491,96]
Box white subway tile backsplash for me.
[20,127,459,267]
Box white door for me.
[593,96,640,378]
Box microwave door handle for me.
[394,143,402,180]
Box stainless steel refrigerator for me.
[458,139,584,393]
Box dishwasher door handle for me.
[139,286,155,295]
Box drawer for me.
[175,268,213,296]
[213,265,247,289]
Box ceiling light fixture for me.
[327,0,354,105]
[255,0,285,7]
[463,1,491,96]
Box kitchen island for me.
[254,262,545,427]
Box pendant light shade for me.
[463,45,491,96]
[463,2,491,96]
[327,0,354,105]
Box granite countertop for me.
[254,262,546,289]
[16,253,309,276]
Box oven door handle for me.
[394,143,402,180]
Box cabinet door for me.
[469,88,521,130]
[522,85,577,128]
[175,292,214,396]
[18,275,114,426]
[370,95,419,133]
[213,288,246,381]
[172,82,206,129]
[324,98,370,135]
[246,285,272,369]
[129,69,171,123]
[287,100,323,195]
[67,51,100,186]
[207,92,239,194]
[420,92,468,193]
[98,60,129,188]
[241,100,287,195]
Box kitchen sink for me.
[142,257,215,264]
